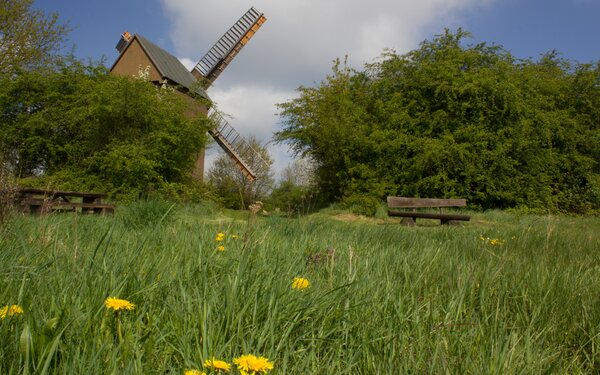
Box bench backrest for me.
[387,196,466,209]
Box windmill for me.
[194,7,268,183]
[110,7,268,182]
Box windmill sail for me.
[192,7,266,87]
[193,7,268,183]
[207,109,269,183]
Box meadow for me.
[1,202,599,374]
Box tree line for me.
[275,30,600,214]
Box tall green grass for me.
[1,207,599,373]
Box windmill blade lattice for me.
[192,7,266,87]
[208,109,269,183]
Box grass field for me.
[1,202,599,374]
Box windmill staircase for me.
[192,7,267,88]
[192,7,268,183]
[207,109,269,183]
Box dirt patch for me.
[333,213,363,222]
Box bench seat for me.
[387,210,470,224]
[27,201,115,214]
[387,196,470,226]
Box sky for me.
[34,0,600,178]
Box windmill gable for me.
[111,34,209,100]
[110,37,162,82]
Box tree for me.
[275,57,376,201]
[275,29,600,213]
[0,0,69,75]
[207,136,274,209]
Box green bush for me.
[268,181,321,216]
[340,194,381,216]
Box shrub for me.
[268,181,321,216]
[340,194,381,216]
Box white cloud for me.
[163,0,494,86]
[177,57,196,71]
[162,0,495,177]
[209,85,295,142]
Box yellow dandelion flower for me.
[231,234,239,240]
[185,370,206,375]
[0,304,24,319]
[233,354,274,374]
[292,277,310,290]
[104,297,135,311]
[203,358,231,372]
[215,232,225,242]
[489,239,504,246]
[217,245,225,251]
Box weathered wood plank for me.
[17,188,107,199]
[387,210,471,221]
[387,196,466,208]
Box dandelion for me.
[479,236,504,246]
[231,234,239,240]
[217,245,225,251]
[0,304,24,319]
[204,358,231,372]
[104,297,135,312]
[292,277,310,291]
[185,370,206,375]
[215,232,225,242]
[233,354,274,374]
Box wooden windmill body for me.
[110,7,267,182]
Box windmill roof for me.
[131,34,209,100]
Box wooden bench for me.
[16,188,115,215]
[387,196,470,226]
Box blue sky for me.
[34,0,600,176]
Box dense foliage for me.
[0,61,211,200]
[276,30,600,213]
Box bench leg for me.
[400,217,416,227]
